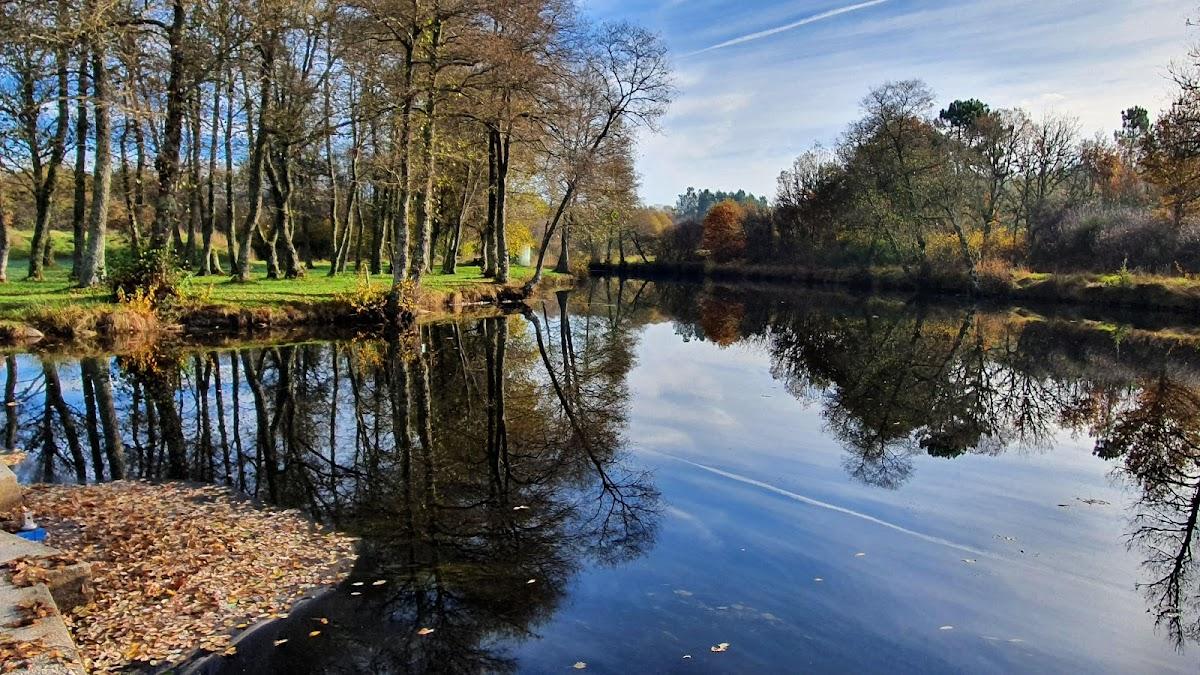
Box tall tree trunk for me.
[441,163,474,275]
[202,79,222,275]
[369,184,384,275]
[0,180,10,283]
[323,75,342,276]
[234,40,274,282]
[119,122,141,252]
[223,66,237,269]
[185,91,201,268]
[495,129,511,282]
[528,180,577,288]
[149,0,187,252]
[71,48,89,280]
[412,19,441,284]
[79,46,112,287]
[388,41,416,311]
[482,130,496,276]
[554,210,571,274]
[27,49,70,281]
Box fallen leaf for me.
[273,639,288,647]
[371,580,387,586]
[710,643,730,653]
[854,552,866,557]
[526,578,537,584]
[417,628,435,636]
[308,631,321,638]
[961,559,976,564]
[939,626,954,631]
[573,662,587,669]
[813,577,824,582]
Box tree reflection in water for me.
[3,294,658,672]
[10,281,1200,654]
[651,281,1200,651]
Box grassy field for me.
[0,230,563,323]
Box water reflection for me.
[4,304,658,671]
[7,281,1200,661]
[646,283,1200,652]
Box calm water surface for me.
[5,281,1199,673]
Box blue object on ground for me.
[15,527,47,543]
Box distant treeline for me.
[673,187,768,221]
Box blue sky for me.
[581,0,1197,206]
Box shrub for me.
[108,247,183,309]
[1030,205,1193,274]
[976,258,1014,295]
[334,271,412,321]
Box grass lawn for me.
[0,238,563,322]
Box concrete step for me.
[0,581,86,674]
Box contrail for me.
[648,449,989,557]
[642,448,1118,590]
[687,0,891,56]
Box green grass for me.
[181,261,555,310]
[0,232,565,322]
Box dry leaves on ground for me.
[24,481,358,673]
[0,635,73,673]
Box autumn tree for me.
[701,199,746,262]
[1141,94,1200,227]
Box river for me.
[5,280,1198,672]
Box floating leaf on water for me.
[961,559,976,564]
[223,646,238,656]
[417,628,435,636]
[372,580,387,586]
[350,592,362,596]
[573,662,587,669]
[682,655,692,659]
[512,506,531,511]
[710,643,730,653]
[939,626,954,631]
[308,631,321,638]
[854,552,866,557]
[813,577,824,582]
[351,582,364,587]
[273,639,288,647]
[526,578,537,584]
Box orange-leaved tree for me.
[701,200,747,262]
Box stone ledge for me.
[0,463,20,514]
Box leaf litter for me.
[21,481,358,673]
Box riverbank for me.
[0,262,573,344]
[590,260,1200,314]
